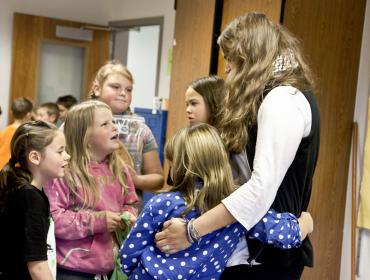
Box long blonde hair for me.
[165,124,235,215]
[218,12,315,153]
[64,100,128,208]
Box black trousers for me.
[220,264,304,280]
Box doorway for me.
[9,12,110,120]
[109,17,163,110]
[38,41,87,104]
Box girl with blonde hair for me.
[90,61,164,199]
[120,123,310,280]
[44,100,138,279]
[156,12,319,279]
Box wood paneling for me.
[165,0,216,139]
[283,1,366,279]
[164,0,216,183]
[9,13,110,120]
[217,0,282,76]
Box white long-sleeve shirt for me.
[222,85,312,231]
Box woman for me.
[155,12,319,280]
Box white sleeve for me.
[222,86,312,230]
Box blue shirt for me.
[120,192,301,280]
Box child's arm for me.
[120,193,180,275]
[248,209,313,249]
[27,260,53,280]
[44,179,108,239]
[120,199,159,275]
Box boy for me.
[36,102,59,124]
[56,95,78,122]
[0,97,33,169]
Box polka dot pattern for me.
[120,192,301,279]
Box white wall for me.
[340,0,370,279]
[0,0,175,129]
[127,25,160,110]
[0,0,111,129]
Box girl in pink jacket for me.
[45,100,138,279]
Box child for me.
[184,75,250,184]
[44,100,138,279]
[56,95,78,122]
[120,124,311,280]
[185,75,224,127]
[90,60,164,194]
[0,97,33,169]
[164,75,224,188]
[36,102,60,124]
[0,120,70,280]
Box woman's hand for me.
[298,211,314,240]
[105,211,123,232]
[155,218,190,254]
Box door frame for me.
[109,16,164,98]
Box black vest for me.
[246,90,320,267]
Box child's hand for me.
[121,211,137,227]
[298,211,314,240]
[105,211,123,232]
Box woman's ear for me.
[28,150,41,166]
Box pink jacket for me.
[44,161,138,275]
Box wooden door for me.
[9,13,110,120]
[165,0,216,140]
[164,0,216,185]
[283,0,367,279]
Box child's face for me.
[88,107,120,161]
[57,104,68,121]
[185,87,209,125]
[36,107,57,123]
[36,107,50,122]
[38,131,70,180]
[95,73,133,115]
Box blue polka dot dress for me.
[120,192,301,280]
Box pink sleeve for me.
[44,178,107,240]
[121,166,139,217]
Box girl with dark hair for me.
[0,121,70,280]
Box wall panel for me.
[10,13,109,120]
[165,0,216,139]
[283,0,366,279]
